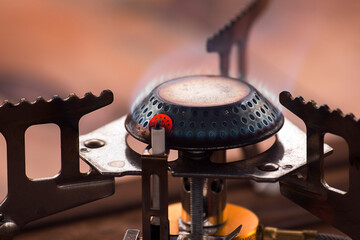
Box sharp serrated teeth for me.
[0,90,113,111]
[2,100,13,107]
[84,92,95,98]
[346,113,355,120]
[207,0,264,51]
[319,105,330,112]
[309,100,317,107]
[333,108,343,116]
[298,96,305,103]
[32,97,47,104]
[281,91,360,127]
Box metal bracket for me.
[279,91,360,239]
[0,90,115,237]
[79,116,142,177]
[79,115,331,182]
[141,150,169,240]
[168,118,331,181]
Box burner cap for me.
[158,76,249,107]
[125,75,284,150]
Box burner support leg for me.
[142,127,168,240]
[141,154,169,240]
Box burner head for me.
[125,75,284,150]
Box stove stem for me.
[190,177,204,239]
[180,150,227,237]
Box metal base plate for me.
[80,116,141,177]
[79,116,332,182]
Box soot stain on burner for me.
[158,76,250,107]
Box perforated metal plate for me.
[125,75,284,150]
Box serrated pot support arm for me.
[0,90,115,238]
[279,91,360,239]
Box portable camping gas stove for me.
[0,0,359,239]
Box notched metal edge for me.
[0,90,113,108]
[280,91,360,126]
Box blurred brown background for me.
[0,0,358,239]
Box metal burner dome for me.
[125,75,284,150]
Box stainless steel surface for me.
[279,91,360,240]
[79,115,332,182]
[169,118,332,181]
[0,90,115,237]
[207,0,268,77]
[126,75,284,151]
[80,116,142,176]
